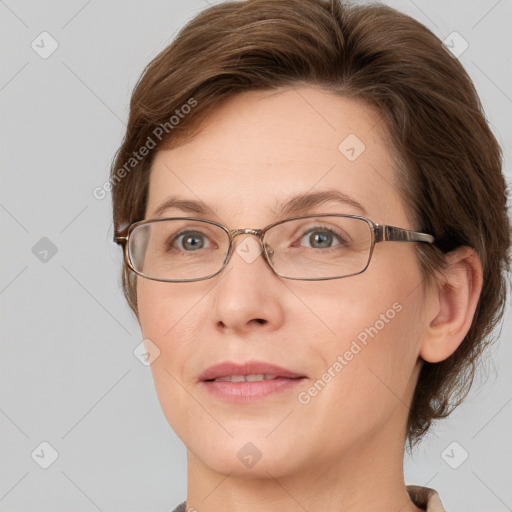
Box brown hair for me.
[110,0,511,445]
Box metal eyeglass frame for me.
[114,214,435,282]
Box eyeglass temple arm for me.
[114,235,128,245]
[374,224,435,244]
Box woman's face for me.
[137,87,428,479]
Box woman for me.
[111,1,510,510]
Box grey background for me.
[1,0,510,510]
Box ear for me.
[419,246,483,363]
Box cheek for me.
[295,276,423,428]
[137,278,202,341]
[136,279,211,432]
[137,280,207,397]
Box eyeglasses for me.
[114,214,435,282]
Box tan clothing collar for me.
[407,485,446,511]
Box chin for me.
[193,445,301,479]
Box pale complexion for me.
[136,87,482,512]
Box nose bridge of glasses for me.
[230,228,262,238]
[229,228,264,249]
[228,228,274,256]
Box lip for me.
[198,361,307,403]
[198,361,305,381]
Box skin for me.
[136,86,482,512]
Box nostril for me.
[255,318,266,324]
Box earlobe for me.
[419,247,483,363]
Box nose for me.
[211,233,285,335]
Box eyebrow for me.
[153,197,210,217]
[151,189,367,219]
[276,189,367,217]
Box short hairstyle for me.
[110,0,511,445]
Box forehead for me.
[147,86,409,227]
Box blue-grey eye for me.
[300,228,340,249]
[176,231,210,251]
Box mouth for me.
[208,374,291,382]
[198,361,307,402]
[199,360,306,381]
